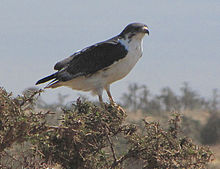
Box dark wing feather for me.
[55,36,128,82]
[54,55,75,70]
[35,73,57,85]
[36,36,128,86]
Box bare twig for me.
[20,89,43,107]
[111,149,136,168]
[105,126,117,163]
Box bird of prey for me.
[36,23,149,105]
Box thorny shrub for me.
[0,87,214,168]
[0,87,50,168]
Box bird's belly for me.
[63,47,142,93]
[101,52,141,84]
[64,53,140,92]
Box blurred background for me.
[0,0,219,103]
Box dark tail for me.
[36,73,57,85]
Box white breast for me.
[101,37,143,84]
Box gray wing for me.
[54,53,77,70]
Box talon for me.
[105,86,125,113]
[111,102,125,113]
[117,105,125,113]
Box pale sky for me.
[0,0,220,103]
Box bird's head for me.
[119,23,149,40]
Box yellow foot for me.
[111,102,125,114]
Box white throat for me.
[119,34,144,58]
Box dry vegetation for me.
[0,83,219,168]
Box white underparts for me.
[64,33,144,96]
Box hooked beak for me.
[143,26,149,35]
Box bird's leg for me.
[98,94,105,108]
[105,86,115,105]
[106,90,114,105]
[105,87,125,113]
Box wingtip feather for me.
[35,73,57,85]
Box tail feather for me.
[36,73,57,85]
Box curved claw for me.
[111,102,125,113]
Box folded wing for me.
[36,36,128,86]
